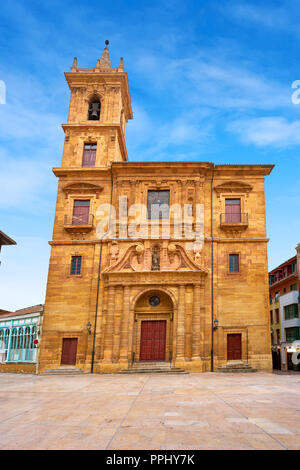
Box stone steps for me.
[120,362,188,374]
[41,367,86,376]
[217,363,257,373]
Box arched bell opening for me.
[88,96,101,121]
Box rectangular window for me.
[292,261,297,273]
[225,199,241,223]
[82,143,97,167]
[284,304,299,320]
[276,308,279,323]
[285,327,300,342]
[71,256,82,275]
[72,200,90,225]
[275,291,280,302]
[229,254,239,273]
[290,283,298,292]
[147,190,170,219]
[270,311,273,324]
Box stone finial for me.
[118,57,124,71]
[71,57,77,72]
[98,40,112,69]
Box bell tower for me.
[62,41,133,167]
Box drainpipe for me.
[91,163,114,373]
[210,165,215,372]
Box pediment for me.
[214,181,253,194]
[62,182,104,197]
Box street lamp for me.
[213,318,219,331]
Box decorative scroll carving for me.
[104,241,207,274]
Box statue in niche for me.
[151,246,160,271]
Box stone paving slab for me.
[0,372,299,450]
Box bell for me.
[89,102,100,120]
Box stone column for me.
[103,286,115,362]
[200,284,206,359]
[184,286,193,360]
[192,284,201,359]
[112,286,123,363]
[176,285,185,360]
[119,286,130,362]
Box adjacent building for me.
[38,44,273,374]
[269,245,300,370]
[0,231,16,266]
[0,305,43,373]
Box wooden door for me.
[225,199,241,223]
[61,338,77,365]
[227,334,242,361]
[140,320,166,361]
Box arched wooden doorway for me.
[133,290,173,362]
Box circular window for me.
[149,296,160,307]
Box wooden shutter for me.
[225,199,241,223]
[72,200,90,225]
[82,144,96,167]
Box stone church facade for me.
[38,44,273,374]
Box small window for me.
[229,254,239,273]
[290,283,298,292]
[147,190,170,219]
[88,99,101,120]
[285,327,300,342]
[276,308,279,323]
[275,292,280,302]
[71,256,82,275]
[284,304,299,320]
[82,143,97,167]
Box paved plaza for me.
[0,371,299,450]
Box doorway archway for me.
[133,289,174,362]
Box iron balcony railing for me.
[64,214,94,226]
[220,212,248,225]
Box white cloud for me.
[228,116,300,147]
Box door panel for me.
[140,320,166,361]
[227,334,242,361]
[61,338,77,365]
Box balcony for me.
[63,214,94,232]
[220,213,248,230]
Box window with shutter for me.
[225,199,241,223]
[72,200,90,225]
[82,143,97,167]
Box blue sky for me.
[0,0,300,310]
